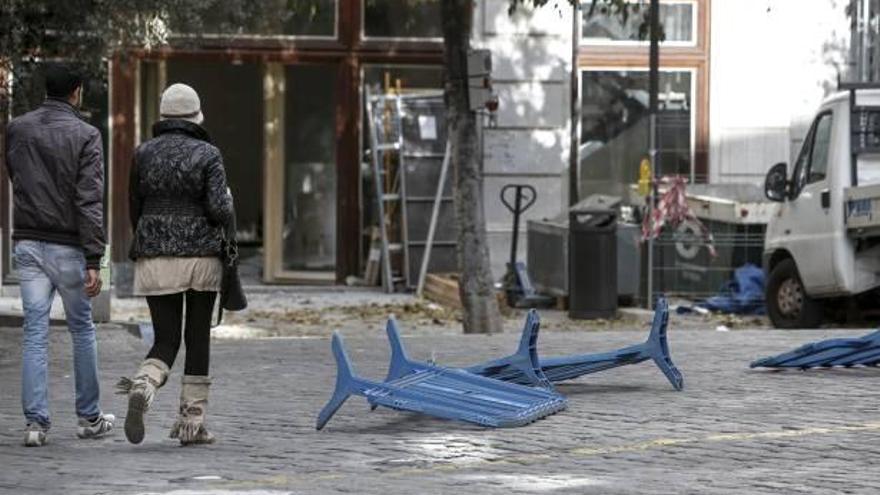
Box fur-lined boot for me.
[169,375,215,445]
[116,358,170,444]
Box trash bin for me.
[569,209,618,319]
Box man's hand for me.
[85,269,102,298]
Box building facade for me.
[0,0,855,288]
[495,0,849,280]
[108,1,446,289]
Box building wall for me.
[473,0,573,278]
[709,0,850,184]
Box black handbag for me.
[217,218,247,325]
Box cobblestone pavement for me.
[0,315,878,495]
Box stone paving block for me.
[1,324,880,494]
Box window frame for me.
[579,66,697,181]
[166,1,341,42]
[360,0,443,42]
[579,0,699,48]
[791,110,833,198]
[807,112,833,185]
[574,0,710,191]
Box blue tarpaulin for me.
[698,264,766,315]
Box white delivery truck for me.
[763,83,880,328]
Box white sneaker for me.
[76,413,115,439]
[23,423,48,447]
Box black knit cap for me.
[44,63,83,98]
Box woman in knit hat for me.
[120,83,234,446]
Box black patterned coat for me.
[129,120,234,261]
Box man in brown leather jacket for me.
[5,64,114,446]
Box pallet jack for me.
[500,184,555,309]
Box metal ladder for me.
[365,87,410,293]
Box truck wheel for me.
[766,259,823,329]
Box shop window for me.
[581,0,696,45]
[360,65,443,266]
[165,60,264,243]
[282,64,338,272]
[579,69,693,199]
[363,0,442,39]
[167,0,337,38]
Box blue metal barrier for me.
[465,297,684,391]
[750,330,880,369]
[316,322,567,431]
[451,309,554,390]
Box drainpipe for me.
[646,0,660,309]
[862,0,871,81]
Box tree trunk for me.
[442,0,503,334]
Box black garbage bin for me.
[569,209,618,319]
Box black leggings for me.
[145,290,216,376]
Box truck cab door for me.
[779,111,838,294]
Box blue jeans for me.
[16,240,101,427]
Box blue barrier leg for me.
[384,317,417,382]
[645,299,684,390]
[513,310,554,389]
[316,332,358,430]
[370,317,418,411]
[463,310,554,389]
[464,298,682,391]
[537,297,683,390]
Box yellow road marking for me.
[569,422,880,457]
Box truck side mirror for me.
[764,162,789,202]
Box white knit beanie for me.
[160,83,204,124]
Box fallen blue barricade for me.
[465,297,683,391]
[750,330,880,369]
[316,320,567,430]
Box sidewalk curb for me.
[0,312,66,328]
[98,321,142,338]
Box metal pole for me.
[416,140,452,297]
[646,0,660,309]
[862,0,871,81]
[509,188,521,267]
[569,2,581,206]
[850,0,859,81]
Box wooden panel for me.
[424,273,510,313]
[424,273,463,309]
[110,57,137,263]
[262,62,285,283]
[336,57,360,281]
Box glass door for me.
[161,59,264,283]
[263,62,339,283]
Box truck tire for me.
[766,259,823,329]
